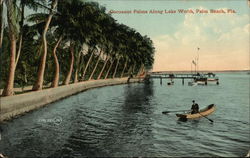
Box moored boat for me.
[176,104,216,120]
[167,80,174,85]
[207,77,218,81]
[196,81,206,85]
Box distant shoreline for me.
[151,70,250,73]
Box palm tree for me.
[112,55,121,78]
[2,0,41,96]
[104,56,115,79]
[32,0,58,91]
[63,41,74,85]
[82,2,107,80]
[120,57,128,78]
[97,55,109,79]
[81,46,95,80]
[0,0,4,50]
[88,48,102,80]
[50,0,84,86]
[74,44,85,83]
[96,15,115,79]
[51,36,62,87]
[2,0,18,96]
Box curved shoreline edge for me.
[0,77,142,123]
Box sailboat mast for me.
[196,47,200,73]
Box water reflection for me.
[112,83,155,156]
[123,83,154,114]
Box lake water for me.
[0,72,249,157]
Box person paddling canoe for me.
[191,100,199,114]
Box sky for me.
[92,0,250,71]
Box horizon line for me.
[151,69,250,72]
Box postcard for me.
[0,0,249,157]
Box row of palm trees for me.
[0,0,155,97]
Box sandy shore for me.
[0,77,142,123]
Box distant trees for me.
[1,0,155,96]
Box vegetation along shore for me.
[0,0,155,97]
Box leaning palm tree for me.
[96,15,116,79]
[2,0,19,96]
[120,56,128,78]
[63,41,74,85]
[51,35,62,87]
[78,2,104,81]
[97,55,109,79]
[0,0,4,49]
[104,54,115,79]
[49,0,84,86]
[32,0,58,91]
[88,48,102,80]
[81,46,96,80]
[2,0,44,96]
[74,44,85,83]
[112,54,121,78]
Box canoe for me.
[176,104,215,120]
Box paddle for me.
[162,109,191,114]
[198,112,214,123]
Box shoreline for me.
[0,77,142,123]
[151,70,250,73]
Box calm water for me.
[0,72,249,157]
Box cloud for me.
[152,8,249,71]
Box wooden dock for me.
[148,72,219,85]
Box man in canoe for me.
[191,100,199,114]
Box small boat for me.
[207,77,218,81]
[176,104,215,120]
[167,80,174,85]
[196,81,206,85]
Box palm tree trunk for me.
[2,0,18,96]
[15,0,25,67]
[15,35,22,67]
[137,63,143,76]
[104,58,114,79]
[74,47,82,83]
[88,50,102,80]
[0,2,4,49]
[141,64,145,75]
[112,56,120,78]
[32,0,58,91]
[78,55,85,79]
[132,63,136,75]
[51,36,62,87]
[81,48,94,80]
[74,67,79,83]
[120,58,128,78]
[2,34,16,96]
[97,56,109,80]
[127,66,132,77]
[64,42,74,85]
